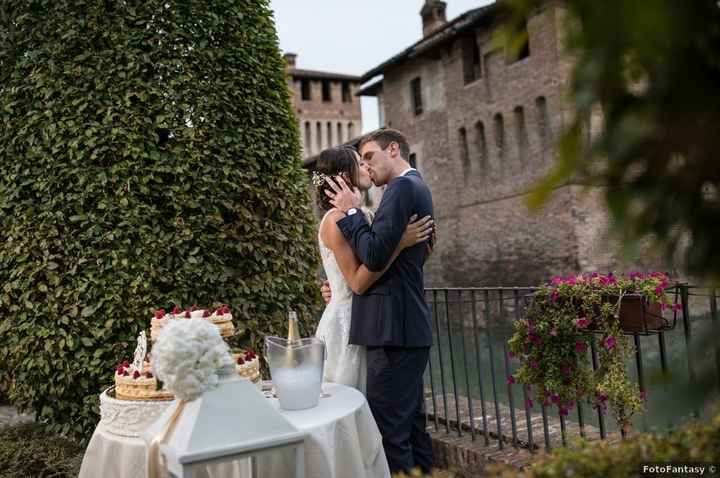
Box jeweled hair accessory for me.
[312,171,330,187]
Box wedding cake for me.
[150,305,235,341]
[100,332,174,437]
[234,349,260,384]
[114,360,174,401]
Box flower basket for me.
[508,272,679,429]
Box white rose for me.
[151,318,233,401]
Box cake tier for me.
[114,363,173,401]
[233,351,260,381]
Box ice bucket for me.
[265,336,325,410]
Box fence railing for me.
[423,285,720,451]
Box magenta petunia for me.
[530,360,539,369]
[575,317,589,329]
[575,341,588,353]
[507,375,516,385]
[603,336,617,350]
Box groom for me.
[325,128,435,476]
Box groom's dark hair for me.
[358,128,410,160]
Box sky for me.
[268,0,493,132]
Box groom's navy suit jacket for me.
[337,170,434,348]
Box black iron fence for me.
[423,285,720,451]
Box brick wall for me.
[372,0,671,287]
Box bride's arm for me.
[322,211,432,295]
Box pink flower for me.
[566,276,577,286]
[674,303,682,311]
[575,341,588,353]
[550,328,558,337]
[575,317,589,329]
[550,289,559,302]
[561,365,572,376]
[507,375,516,385]
[526,397,534,408]
[508,350,515,359]
[550,276,564,286]
[603,336,617,350]
[654,286,664,295]
[530,360,539,369]
[559,406,569,417]
[550,393,560,404]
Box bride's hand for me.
[400,214,434,250]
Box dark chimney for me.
[283,52,297,69]
[420,0,448,37]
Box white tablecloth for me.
[79,382,389,478]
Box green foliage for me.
[508,272,674,427]
[0,422,84,477]
[0,0,321,441]
[503,0,720,283]
[487,411,720,478]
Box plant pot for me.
[615,295,665,332]
[587,295,665,333]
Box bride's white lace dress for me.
[315,209,368,394]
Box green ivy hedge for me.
[486,412,720,478]
[0,0,320,440]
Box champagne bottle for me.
[284,310,301,367]
[287,310,301,344]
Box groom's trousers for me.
[366,346,434,474]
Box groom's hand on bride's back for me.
[320,280,332,304]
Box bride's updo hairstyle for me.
[313,146,361,212]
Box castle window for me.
[301,79,311,101]
[410,77,423,115]
[409,153,417,169]
[508,21,530,63]
[459,127,470,175]
[514,106,528,163]
[348,122,355,139]
[337,122,343,144]
[341,81,352,103]
[316,121,322,152]
[535,96,550,151]
[494,113,505,161]
[322,80,332,102]
[475,121,487,168]
[462,35,482,84]
[304,121,312,155]
[327,121,333,146]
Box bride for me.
[313,146,433,393]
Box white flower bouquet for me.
[151,317,235,401]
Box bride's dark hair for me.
[314,146,361,212]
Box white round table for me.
[79,382,389,478]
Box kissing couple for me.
[313,128,436,476]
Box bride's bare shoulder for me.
[319,209,346,244]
